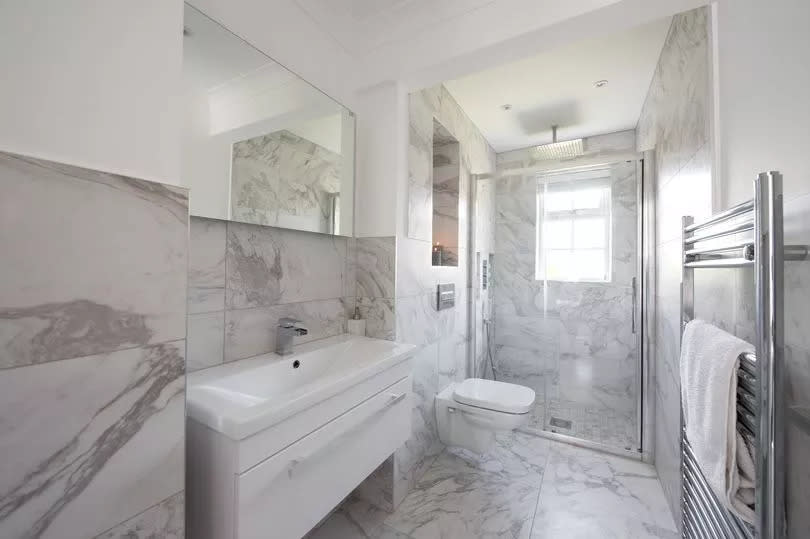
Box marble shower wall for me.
[231,129,341,234]
[492,133,639,445]
[473,176,496,380]
[635,6,712,525]
[384,84,495,506]
[0,152,187,538]
[187,216,396,373]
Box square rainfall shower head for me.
[533,138,584,160]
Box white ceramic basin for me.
[187,334,415,440]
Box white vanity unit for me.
[186,335,415,539]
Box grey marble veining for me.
[394,343,443,502]
[224,297,348,362]
[0,342,185,538]
[186,216,360,372]
[635,6,711,521]
[396,237,437,297]
[530,442,677,539]
[395,294,455,347]
[444,431,550,486]
[0,152,188,538]
[188,217,227,314]
[231,130,341,234]
[355,296,395,340]
[226,221,346,309]
[382,83,495,511]
[95,491,184,539]
[186,311,225,372]
[356,237,396,299]
[0,152,188,369]
[490,147,639,451]
[306,493,409,539]
[385,449,540,539]
[317,432,677,539]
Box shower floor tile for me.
[308,433,676,539]
[526,399,638,452]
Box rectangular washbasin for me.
[187,334,416,440]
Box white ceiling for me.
[443,16,672,153]
[293,0,497,55]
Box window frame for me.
[535,170,613,283]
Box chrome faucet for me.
[276,317,308,355]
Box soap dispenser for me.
[347,306,366,336]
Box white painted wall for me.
[0,0,184,186]
[353,82,408,238]
[715,0,810,205]
[182,89,232,218]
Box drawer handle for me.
[287,391,408,478]
[387,392,407,405]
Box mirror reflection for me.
[181,4,355,236]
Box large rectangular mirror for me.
[182,4,355,236]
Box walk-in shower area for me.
[477,132,644,455]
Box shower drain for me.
[549,417,573,430]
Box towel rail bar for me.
[680,172,788,539]
[684,199,755,233]
[683,258,754,269]
[683,221,754,245]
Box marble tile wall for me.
[187,217,396,372]
[368,84,495,509]
[473,176,496,380]
[635,6,712,525]
[491,132,640,451]
[0,152,187,538]
[231,129,341,234]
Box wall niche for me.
[432,119,459,266]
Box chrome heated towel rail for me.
[680,172,806,539]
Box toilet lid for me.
[452,378,535,414]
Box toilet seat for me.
[452,378,534,414]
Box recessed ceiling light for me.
[594,79,608,88]
[501,104,512,111]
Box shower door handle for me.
[631,277,637,334]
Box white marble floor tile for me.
[383,439,542,539]
[443,431,550,486]
[314,433,677,539]
[529,442,677,539]
[306,495,401,539]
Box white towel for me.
[680,319,756,524]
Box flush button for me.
[436,283,455,310]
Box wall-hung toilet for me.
[436,378,535,453]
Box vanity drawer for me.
[235,376,411,539]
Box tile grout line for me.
[527,444,554,539]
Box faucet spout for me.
[276,318,308,355]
